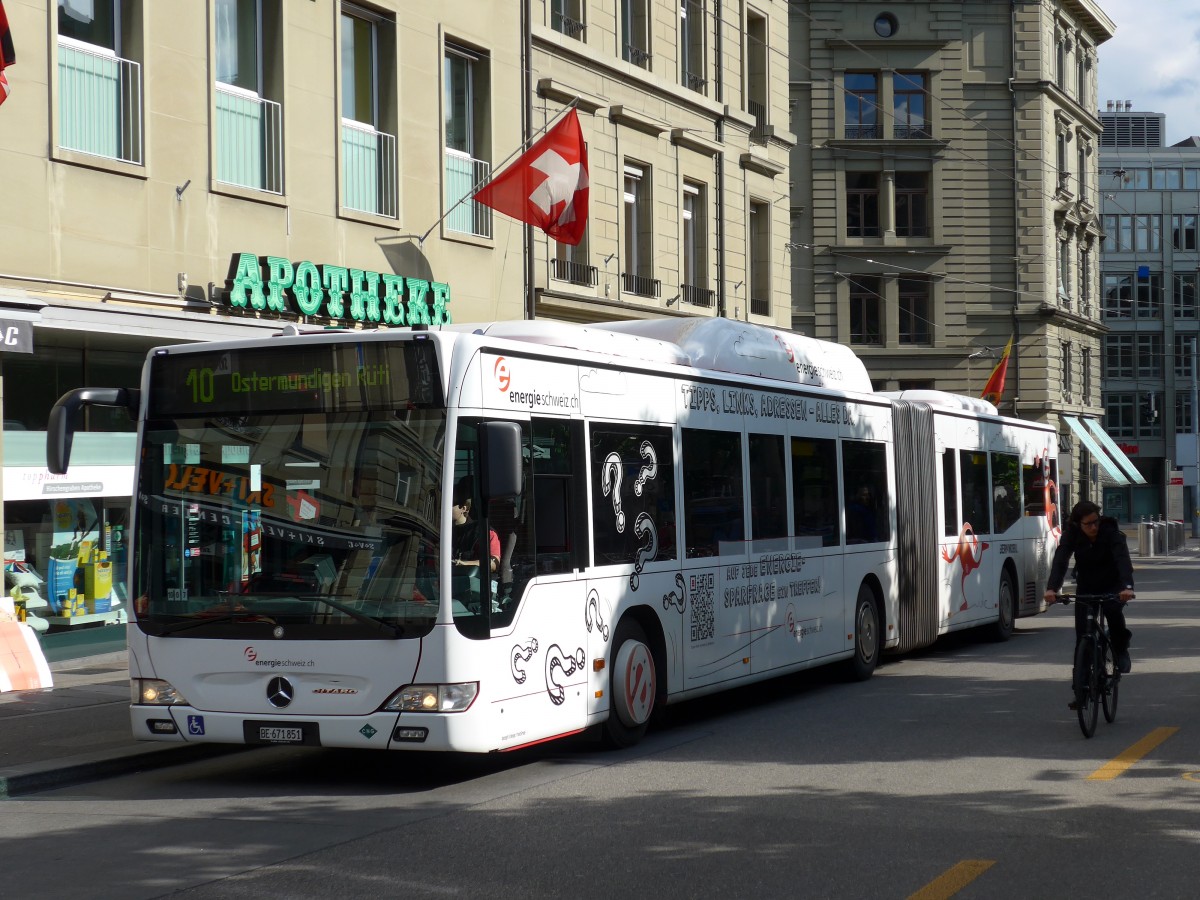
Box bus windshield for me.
[133,340,446,639]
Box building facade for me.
[1099,106,1200,523]
[788,0,1120,511]
[0,0,791,644]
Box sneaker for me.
[1117,650,1131,674]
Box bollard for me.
[1139,522,1155,557]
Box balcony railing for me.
[552,258,598,287]
[750,295,770,317]
[624,44,651,68]
[844,123,881,140]
[342,120,398,218]
[622,273,661,297]
[681,283,713,307]
[749,99,768,145]
[58,37,143,164]
[444,149,493,238]
[216,84,283,194]
[684,70,706,93]
[894,123,931,139]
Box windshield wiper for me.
[271,595,405,637]
[157,611,276,635]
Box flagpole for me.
[419,101,580,246]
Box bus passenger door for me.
[946,448,994,621]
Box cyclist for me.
[1044,501,1135,701]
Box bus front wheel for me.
[603,619,656,748]
[990,570,1016,642]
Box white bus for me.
[48,317,1060,753]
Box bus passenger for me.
[451,477,500,575]
[846,485,879,543]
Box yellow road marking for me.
[1087,727,1179,781]
[907,860,996,900]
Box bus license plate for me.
[259,726,304,743]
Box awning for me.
[1062,416,1142,486]
[1081,417,1147,484]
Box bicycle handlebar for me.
[1055,592,1132,605]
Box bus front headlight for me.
[132,679,187,706]
[383,682,479,713]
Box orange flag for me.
[980,336,1014,405]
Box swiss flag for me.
[0,0,14,109]
[473,108,589,245]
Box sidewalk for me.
[0,649,232,798]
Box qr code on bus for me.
[690,580,715,642]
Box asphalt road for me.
[2,554,1198,899]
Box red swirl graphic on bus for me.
[942,523,989,611]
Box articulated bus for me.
[48,317,1060,753]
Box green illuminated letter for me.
[430,281,452,325]
[405,277,432,326]
[349,269,381,323]
[323,265,348,319]
[228,253,264,309]
[293,261,324,316]
[264,256,293,313]
[381,273,406,326]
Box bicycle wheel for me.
[1102,640,1120,723]
[1074,638,1099,738]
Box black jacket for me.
[1046,516,1134,595]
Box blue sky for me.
[1097,0,1200,144]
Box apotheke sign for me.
[224,253,452,327]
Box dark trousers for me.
[1074,598,1131,653]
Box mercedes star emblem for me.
[267,676,294,708]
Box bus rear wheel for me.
[990,570,1016,642]
[603,619,657,748]
[845,583,880,682]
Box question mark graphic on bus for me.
[510,638,539,684]
[585,588,610,641]
[545,644,585,705]
[602,451,625,532]
[633,441,658,496]
[630,513,658,591]
[662,573,686,614]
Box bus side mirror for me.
[481,421,523,502]
[46,387,140,475]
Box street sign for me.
[0,318,34,354]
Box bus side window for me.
[942,451,959,536]
[590,424,677,567]
[841,440,890,544]
[682,427,744,558]
[958,449,990,533]
[990,452,1021,533]
[748,433,788,548]
[791,436,839,547]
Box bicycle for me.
[1058,593,1127,738]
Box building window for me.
[1055,35,1067,90]
[844,73,879,139]
[1102,274,1131,318]
[1172,214,1197,251]
[621,0,651,67]
[1082,347,1092,404]
[1077,48,1087,106]
[680,0,705,92]
[1057,236,1071,303]
[214,0,283,194]
[553,225,596,287]
[746,11,767,143]
[1079,245,1092,314]
[1176,392,1194,434]
[681,182,711,306]
[1105,335,1133,378]
[1134,215,1161,251]
[1105,393,1135,438]
[1175,334,1196,379]
[749,200,770,316]
[893,73,928,138]
[623,162,658,296]
[898,277,931,345]
[444,44,492,237]
[894,172,929,237]
[340,4,398,217]
[57,0,143,164]
[846,172,880,237]
[1102,214,1134,252]
[848,276,882,345]
[551,0,586,40]
[1136,334,1163,378]
[1062,341,1074,401]
[1076,142,1088,203]
[1175,273,1198,318]
[1152,168,1183,189]
[1136,272,1163,318]
[1056,132,1069,188]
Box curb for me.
[0,743,250,799]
